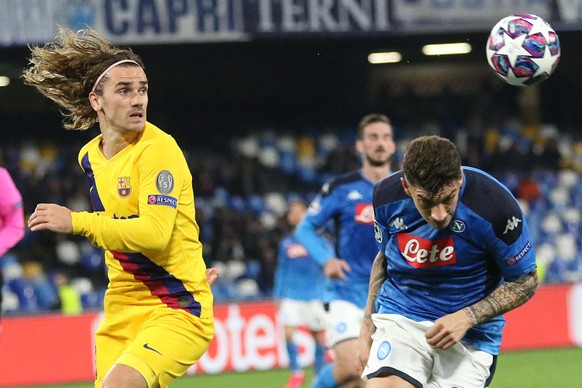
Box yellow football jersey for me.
[71,122,213,320]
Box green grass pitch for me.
[32,347,582,388]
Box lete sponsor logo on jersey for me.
[355,203,374,224]
[397,234,456,268]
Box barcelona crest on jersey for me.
[117,176,132,197]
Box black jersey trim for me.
[366,367,422,387]
[461,169,524,245]
[321,171,363,197]
[373,171,408,208]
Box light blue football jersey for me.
[273,234,325,301]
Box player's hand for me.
[355,335,372,377]
[206,267,220,286]
[324,258,351,280]
[28,203,73,233]
[425,310,474,350]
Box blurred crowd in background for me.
[1,113,582,316]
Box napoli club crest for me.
[117,176,132,197]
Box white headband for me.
[91,59,140,93]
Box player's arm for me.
[356,250,387,373]
[272,242,286,301]
[426,269,538,350]
[295,209,350,280]
[0,169,25,255]
[463,269,538,325]
[462,173,540,325]
[295,218,335,266]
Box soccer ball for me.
[486,14,560,86]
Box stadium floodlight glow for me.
[0,76,9,87]
[422,43,472,56]
[368,51,402,64]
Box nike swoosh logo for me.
[143,343,162,355]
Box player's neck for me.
[362,164,391,183]
[99,129,140,159]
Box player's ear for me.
[458,168,464,186]
[401,177,411,196]
[89,92,101,111]
[355,138,364,154]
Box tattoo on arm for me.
[363,252,387,334]
[464,269,538,325]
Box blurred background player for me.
[23,28,214,388]
[274,199,327,388]
[0,164,25,324]
[358,135,538,387]
[295,113,396,388]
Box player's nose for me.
[130,91,145,106]
[431,204,448,222]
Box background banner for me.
[0,284,579,386]
[392,0,552,24]
[0,0,558,46]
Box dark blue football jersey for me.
[373,167,537,354]
[296,171,378,308]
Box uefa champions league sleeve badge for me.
[156,170,174,194]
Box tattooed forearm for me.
[362,252,388,334]
[464,269,538,326]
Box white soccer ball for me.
[486,14,560,86]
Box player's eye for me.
[418,199,432,208]
[443,192,456,204]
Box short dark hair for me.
[403,135,461,193]
[357,113,391,139]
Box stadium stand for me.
[1,119,582,314]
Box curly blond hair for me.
[22,27,144,130]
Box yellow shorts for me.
[94,305,214,388]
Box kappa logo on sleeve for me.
[390,217,407,231]
[148,194,178,208]
[307,198,321,215]
[503,216,522,234]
